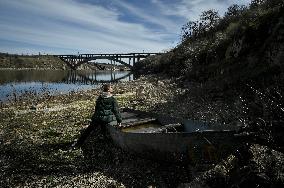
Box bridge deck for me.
[55,52,163,70]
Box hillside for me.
[0,53,70,70]
[136,1,284,84]
[133,1,284,186]
[135,0,284,124]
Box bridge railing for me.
[56,53,163,57]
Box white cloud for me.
[113,0,180,33]
[0,0,172,54]
[0,0,251,54]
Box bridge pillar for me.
[133,54,136,65]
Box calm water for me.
[0,69,133,102]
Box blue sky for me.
[0,0,250,55]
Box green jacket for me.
[92,93,122,124]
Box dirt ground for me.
[0,75,283,187]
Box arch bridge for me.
[55,53,162,70]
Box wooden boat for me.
[107,108,243,164]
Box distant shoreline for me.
[0,67,129,71]
[0,67,68,70]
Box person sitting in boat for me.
[72,84,122,148]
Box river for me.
[0,69,133,102]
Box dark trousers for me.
[76,120,107,146]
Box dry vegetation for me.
[0,77,191,188]
[1,75,283,187]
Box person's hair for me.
[103,84,112,92]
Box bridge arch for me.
[88,57,131,68]
[56,53,163,70]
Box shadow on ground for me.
[0,130,192,187]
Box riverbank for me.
[0,75,190,187]
[1,75,283,187]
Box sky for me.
[0,0,250,55]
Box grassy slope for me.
[0,53,69,69]
[0,78,192,187]
[134,1,284,125]
[135,2,284,86]
[132,2,284,186]
[1,76,283,187]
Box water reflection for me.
[0,70,133,84]
[64,70,133,84]
[0,69,133,102]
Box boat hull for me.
[107,110,242,163]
